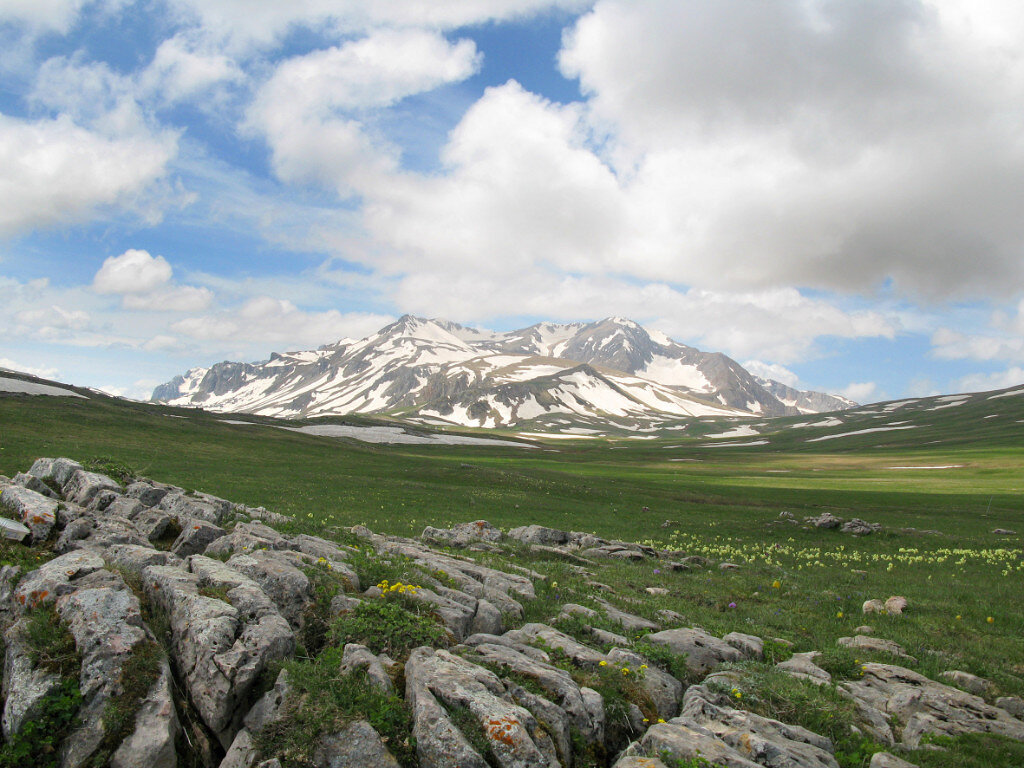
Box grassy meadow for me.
[1,382,1023,766]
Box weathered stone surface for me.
[608,647,683,721]
[611,758,670,768]
[405,647,558,768]
[171,516,227,557]
[158,490,232,525]
[841,662,1024,748]
[340,643,394,694]
[13,471,59,498]
[1,618,61,739]
[54,509,150,554]
[808,512,843,529]
[30,456,83,487]
[142,557,294,747]
[991,528,1017,535]
[205,521,291,556]
[996,696,1024,719]
[939,670,994,697]
[723,632,764,660]
[642,627,745,674]
[884,596,908,616]
[104,543,183,574]
[422,520,504,548]
[220,670,290,768]
[56,582,156,768]
[227,550,315,629]
[595,597,659,633]
[313,720,402,768]
[110,659,179,768]
[679,683,838,767]
[775,652,832,685]
[465,641,604,745]
[62,469,121,507]
[624,720,762,768]
[841,518,882,535]
[837,636,917,663]
[869,753,919,768]
[471,598,505,636]
[502,623,608,668]
[0,483,58,542]
[507,525,570,546]
[125,479,173,507]
[14,549,107,609]
[862,599,885,614]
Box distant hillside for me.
[151,316,854,430]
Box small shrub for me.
[0,678,82,768]
[254,652,416,768]
[328,598,447,659]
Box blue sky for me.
[2,0,1024,403]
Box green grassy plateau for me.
[1,376,1023,766]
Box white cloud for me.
[0,357,59,379]
[841,381,878,403]
[956,367,1024,393]
[743,361,799,387]
[931,300,1024,363]
[0,0,89,33]
[140,34,244,104]
[171,297,391,351]
[554,0,1024,298]
[94,249,173,294]
[0,113,176,236]
[364,81,628,274]
[247,30,480,194]
[92,249,213,312]
[165,0,587,49]
[388,267,898,363]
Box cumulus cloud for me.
[0,114,175,236]
[743,361,800,387]
[956,368,1024,393]
[246,30,480,194]
[94,249,173,294]
[165,0,587,49]
[171,297,390,350]
[0,357,59,379]
[553,0,1024,298]
[931,300,1024,363]
[140,34,244,104]
[92,249,213,312]
[0,0,90,33]
[841,381,878,403]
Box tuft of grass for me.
[445,703,501,768]
[0,605,83,767]
[908,733,1024,768]
[254,652,416,767]
[709,661,884,768]
[82,456,137,486]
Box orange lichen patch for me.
[738,732,754,753]
[485,715,520,747]
[31,515,46,525]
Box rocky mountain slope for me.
[3,457,1023,767]
[152,316,855,429]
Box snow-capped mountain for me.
[152,316,855,429]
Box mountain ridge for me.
[151,315,855,429]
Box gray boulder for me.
[641,627,746,674]
[1,618,61,739]
[421,520,504,548]
[841,662,1024,748]
[837,635,917,663]
[142,557,294,747]
[170,516,227,557]
[62,469,121,507]
[775,652,832,685]
[405,646,559,768]
[29,457,83,487]
[0,483,58,542]
[313,720,402,767]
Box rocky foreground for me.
[1,458,1023,768]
